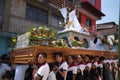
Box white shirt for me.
[56,61,68,80]
[78,64,85,75]
[47,71,56,80]
[37,63,50,80]
[0,63,11,80]
[14,65,28,80]
[94,62,98,67]
[98,62,103,68]
[68,65,77,74]
[59,61,68,70]
[86,63,92,70]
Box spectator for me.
[0,54,11,66]
[0,56,11,80]
[2,70,13,80]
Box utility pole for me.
[118,2,120,79]
[63,0,66,7]
[75,0,81,18]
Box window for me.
[67,0,75,4]
[0,0,5,29]
[50,14,64,27]
[86,18,92,27]
[25,4,48,24]
[89,0,95,5]
[68,0,73,2]
[0,16,3,29]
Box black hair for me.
[85,54,90,58]
[37,52,47,58]
[55,52,63,57]
[99,56,105,61]
[1,54,9,60]
[90,56,95,60]
[77,54,84,59]
[67,55,75,60]
[2,70,13,79]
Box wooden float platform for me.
[10,46,117,64]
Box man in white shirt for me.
[33,52,50,80]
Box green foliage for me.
[72,40,83,47]
[29,26,34,32]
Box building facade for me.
[97,22,118,41]
[0,0,104,55]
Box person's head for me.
[55,52,63,63]
[67,55,75,64]
[77,54,83,63]
[111,62,115,68]
[106,62,110,68]
[90,56,95,63]
[37,52,47,64]
[91,64,96,69]
[94,56,99,62]
[2,70,13,80]
[99,56,105,62]
[84,55,90,63]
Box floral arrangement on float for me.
[28,26,56,46]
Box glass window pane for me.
[0,0,4,14]
[0,16,3,29]
[26,9,37,20]
[37,10,48,24]
[50,15,63,27]
[0,0,4,5]
[25,4,48,24]
[0,0,4,29]
[50,15,58,26]
[86,18,92,27]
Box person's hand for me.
[55,66,59,71]
[32,64,38,77]
[33,64,38,70]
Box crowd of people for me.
[0,52,119,80]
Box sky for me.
[96,0,119,25]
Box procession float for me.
[10,7,118,64]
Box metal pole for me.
[118,1,120,80]
[63,0,66,7]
